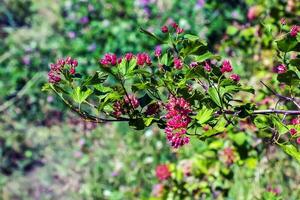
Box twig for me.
[260,81,300,109]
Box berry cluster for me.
[165,96,192,148]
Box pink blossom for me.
[174,57,183,69]
[48,71,61,83]
[48,56,78,83]
[291,117,300,125]
[137,53,152,66]
[112,101,123,118]
[280,18,286,25]
[297,137,300,145]
[161,25,168,33]
[125,53,134,61]
[124,94,140,108]
[171,22,178,29]
[204,62,211,72]
[71,59,78,67]
[154,46,162,57]
[176,27,184,34]
[189,62,198,68]
[273,64,287,74]
[69,66,75,75]
[290,128,297,136]
[100,53,117,66]
[112,94,139,118]
[165,96,192,148]
[230,74,240,82]
[155,164,171,181]
[221,60,233,73]
[290,25,300,37]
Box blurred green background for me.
[0,0,300,199]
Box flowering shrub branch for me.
[43,22,300,160]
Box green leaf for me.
[42,83,51,92]
[144,117,154,127]
[184,34,200,41]
[199,118,227,139]
[278,144,300,163]
[277,70,300,86]
[82,71,107,86]
[229,132,247,146]
[226,25,239,36]
[128,58,137,72]
[208,87,222,107]
[194,52,214,62]
[118,58,127,75]
[272,116,289,135]
[195,106,214,124]
[180,40,208,57]
[254,116,269,129]
[161,53,169,66]
[276,36,300,52]
[71,87,93,104]
[139,27,163,43]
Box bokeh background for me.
[0,0,300,199]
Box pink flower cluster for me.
[113,94,140,118]
[204,62,212,72]
[174,57,183,69]
[221,60,233,73]
[230,74,240,82]
[100,53,118,66]
[48,56,78,83]
[154,46,162,57]
[220,60,241,82]
[165,96,192,148]
[161,22,184,34]
[155,164,171,181]
[290,25,300,37]
[273,64,287,74]
[99,52,152,67]
[137,52,152,66]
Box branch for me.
[222,109,300,115]
[260,81,300,109]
